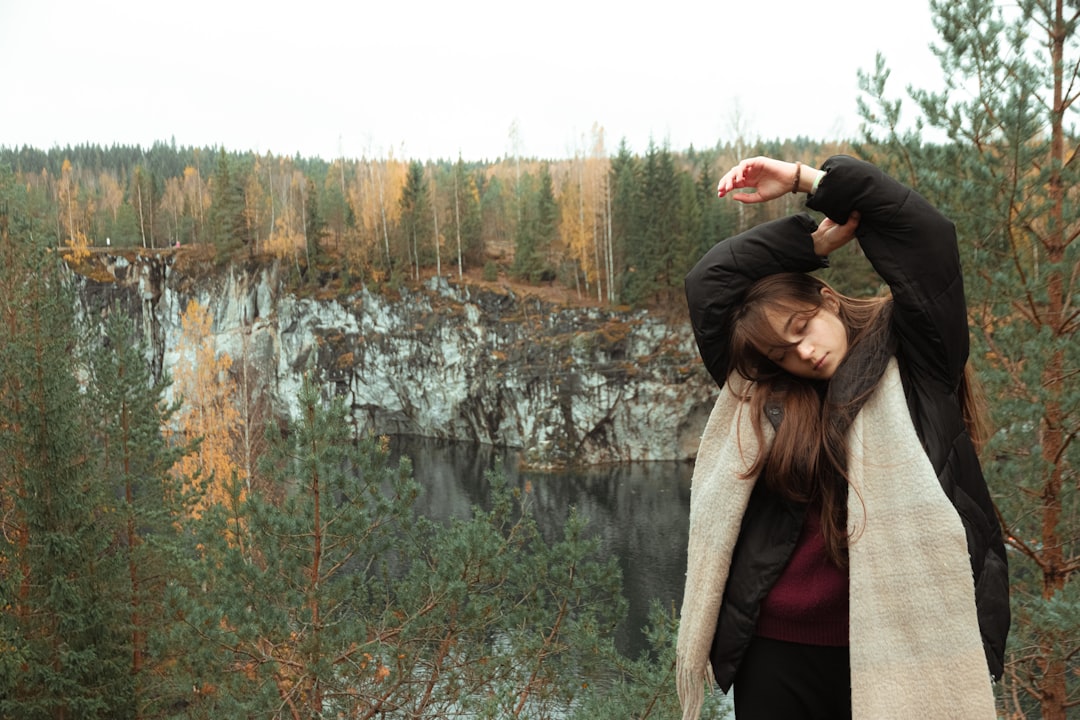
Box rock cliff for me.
[75,251,716,468]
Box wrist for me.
[797,166,823,194]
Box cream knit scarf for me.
[676,360,996,720]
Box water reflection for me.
[388,436,693,658]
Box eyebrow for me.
[783,312,799,335]
[782,307,816,335]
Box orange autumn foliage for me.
[167,299,245,515]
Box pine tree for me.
[304,176,325,268]
[511,171,540,281]
[399,160,432,281]
[208,149,250,250]
[169,376,421,717]
[0,196,133,718]
[388,469,625,718]
[87,310,194,718]
[673,169,702,301]
[453,157,484,273]
[622,142,678,305]
[479,172,513,266]
[532,164,560,281]
[320,163,351,253]
[512,165,559,283]
[568,602,733,719]
[609,141,641,304]
[859,2,1079,716]
[169,375,626,718]
[692,160,744,284]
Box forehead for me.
[762,301,815,333]
[743,301,817,351]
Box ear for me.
[820,287,841,312]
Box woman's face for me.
[758,289,849,380]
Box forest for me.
[1,0,1079,717]
[0,130,852,311]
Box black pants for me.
[732,636,852,720]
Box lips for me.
[813,354,828,372]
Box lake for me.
[388,436,694,658]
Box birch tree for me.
[182,165,208,244]
[130,165,154,249]
[99,171,124,226]
[160,176,185,247]
[59,158,91,259]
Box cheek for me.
[826,316,849,352]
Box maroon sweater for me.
[755,503,850,646]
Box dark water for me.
[388,436,694,658]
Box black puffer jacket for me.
[684,156,1009,692]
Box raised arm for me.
[716,156,823,202]
[685,213,827,387]
[686,156,859,388]
[806,156,968,388]
[718,156,860,257]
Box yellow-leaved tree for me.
[348,154,407,279]
[558,126,609,302]
[182,165,209,244]
[168,299,244,517]
[59,158,91,261]
[160,176,185,247]
[265,165,309,264]
[98,171,124,226]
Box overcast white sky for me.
[1,0,944,162]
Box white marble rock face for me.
[77,255,716,468]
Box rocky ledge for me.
[74,251,716,469]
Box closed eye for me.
[784,308,816,337]
[768,344,795,363]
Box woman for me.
[675,156,1009,720]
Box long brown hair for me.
[727,272,989,567]
[728,273,890,567]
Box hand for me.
[812,212,860,256]
[716,156,800,202]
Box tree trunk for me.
[431,172,441,276]
[136,181,147,249]
[454,167,463,279]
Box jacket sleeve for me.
[685,213,827,387]
[806,155,969,388]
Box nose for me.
[796,340,815,361]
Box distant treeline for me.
[0,135,858,306]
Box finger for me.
[716,170,740,197]
[738,158,760,183]
[722,165,753,193]
[731,190,763,204]
[735,161,750,185]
